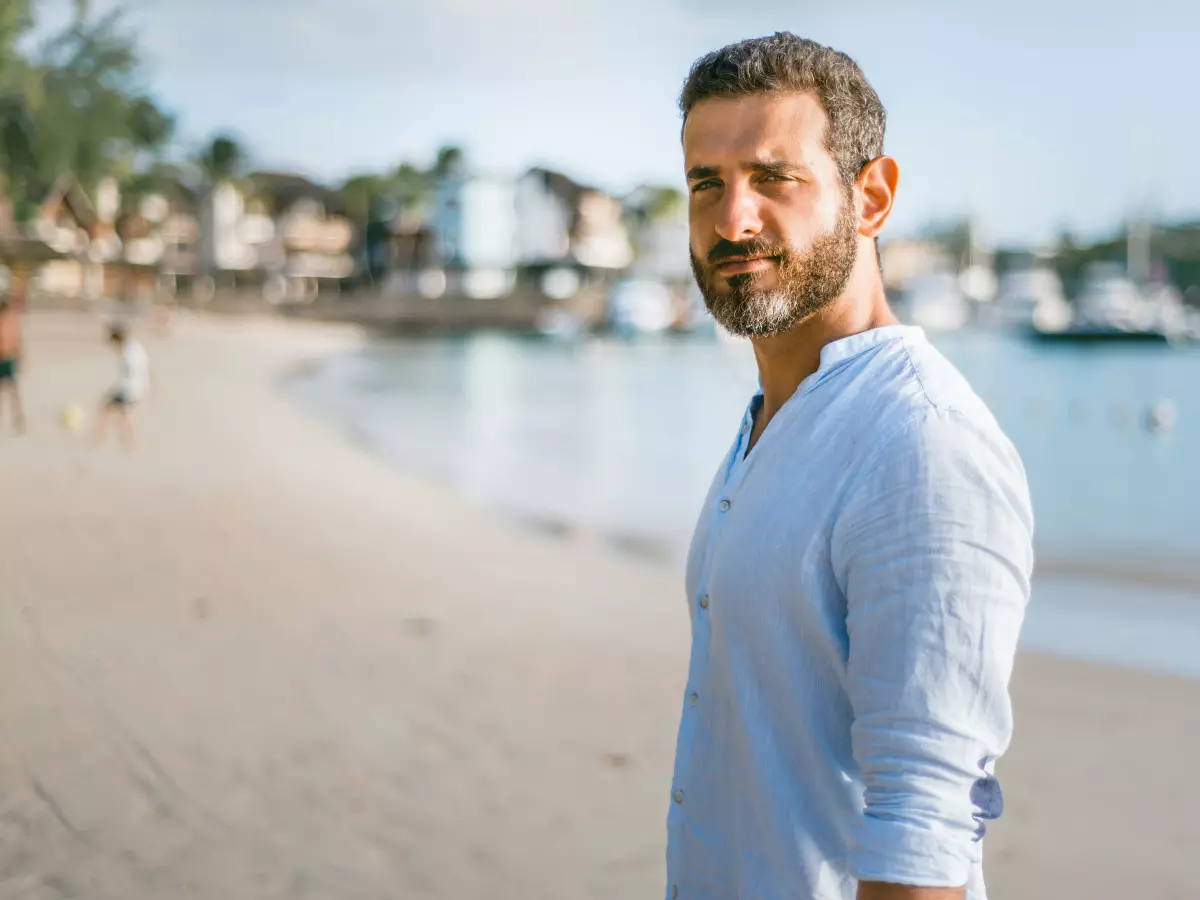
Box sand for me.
[0,311,1196,900]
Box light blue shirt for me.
[667,325,1034,900]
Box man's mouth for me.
[715,256,776,275]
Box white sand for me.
[0,311,1196,899]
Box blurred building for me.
[430,170,518,298]
[513,167,632,304]
[195,173,355,302]
[622,185,691,283]
[100,174,200,301]
[515,167,631,269]
[30,175,106,300]
[157,181,203,296]
[252,172,356,302]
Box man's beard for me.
[690,203,859,338]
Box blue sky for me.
[37,0,1200,245]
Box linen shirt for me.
[666,325,1034,900]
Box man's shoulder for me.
[855,336,1014,468]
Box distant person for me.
[666,34,1033,900]
[0,298,26,434]
[93,323,150,451]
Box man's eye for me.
[691,180,718,193]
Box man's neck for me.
[749,267,898,441]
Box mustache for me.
[706,238,784,264]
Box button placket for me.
[669,404,754,900]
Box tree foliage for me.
[0,0,174,221]
[335,151,454,227]
[198,133,246,184]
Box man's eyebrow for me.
[686,160,810,181]
[750,160,808,178]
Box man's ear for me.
[856,156,899,238]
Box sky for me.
[34,0,1200,245]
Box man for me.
[667,33,1033,900]
[0,298,26,434]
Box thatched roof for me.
[249,171,345,216]
[42,174,99,232]
[0,236,70,263]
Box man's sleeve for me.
[830,407,1034,888]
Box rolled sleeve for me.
[831,407,1034,887]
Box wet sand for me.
[0,311,1196,899]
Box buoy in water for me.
[1145,399,1178,434]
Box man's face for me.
[684,92,859,337]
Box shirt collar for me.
[751,325,926,401]
[817,324,925,371]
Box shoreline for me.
[2,310,1197,899]
[282,335,1200,602]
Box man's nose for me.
[714,183,763,243]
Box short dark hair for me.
[679,32,886,188]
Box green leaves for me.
[1,0,174,221]
[198,134,245,183]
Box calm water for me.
[286,329,1200,678]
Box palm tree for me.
[1,0,175,221]
[432,145,465,179]
[0,0,39,222]
[198,134,247,186]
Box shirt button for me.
[719,499,731,512]
[689,692,699,706]
[673,789,685,804]
[672,886,679,899]
[698,594,709,609]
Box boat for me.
[607,278,675,337]
[1031,263,1186,344]
[896,270,972,332]
[533,304,587,342]
[987,267,1072,333]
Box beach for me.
[1,311,1196,899]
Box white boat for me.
[534,305,587,341]
[1034,263,1186,343]
[1074,264,1150,332]
[989,267,1072,333]
[607,278,675,337]
[898,271,972,332]
[1142,283,1188,336]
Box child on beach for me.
[0,298,26,434]
[93,323,150,451]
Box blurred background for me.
[1,1,1198,898]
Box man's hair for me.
[679,32,886,188]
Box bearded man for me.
[666,32,1034,900]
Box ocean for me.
[285,329,1200,679]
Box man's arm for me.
[859,881,964,900]
[832,408,1034,894]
